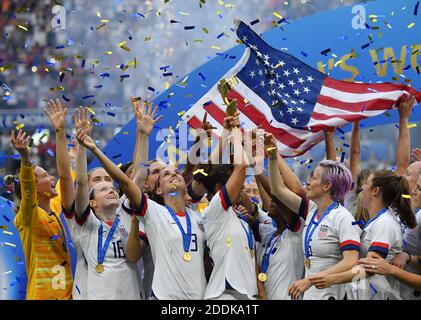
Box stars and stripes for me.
[182,21,421,157]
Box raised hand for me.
[74,107,93,137]
[76,129,96,151]
[131,96,163,136]
[411,148,421,162]
[223,111,240,131]
[264,132,277,158]
[397,94,416,120]
[43,99,68,131]
[10,129,31,161]
[200,112,214,138]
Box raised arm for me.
[77,130,144,209]
[130,97,163,188]
[126,215,146,262]
[324,128,336,161]
[224,127,247,202]
[254,174,272,212]
[10,130,34,225]
[395,94,416,176]
[349,121,361,182]
[266,133,302,214]
[43,99,75,211]
[73,107,93,217]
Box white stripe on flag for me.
[320,86,408,103]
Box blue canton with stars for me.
[236,21,326,130]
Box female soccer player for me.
[266,133,361,300]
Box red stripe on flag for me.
[324,77,413,94]
[317,95,396,112]
[311,111,368,122]
[187,116,202,129]
[204,103,226,126]
[226,90,306,149]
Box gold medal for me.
[258,273,268,282]
[304,258,311,269]
[95,264,104,273]
[183,252,192,262]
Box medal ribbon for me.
[165,205,192,253]
[304,201,337,258]
[97,216,120,265]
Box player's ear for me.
[155,186,162,196]
[90,199,96,209]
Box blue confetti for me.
[250,19,260,25]
[369,283,378,294]
[107,112,116,117]
[3,215,10,222]
[83,95,94,99]
[184,26,195,30]
[62,95,70,102]
[51,235,60,241]
[47,149,55,157]
[340,152,346,163]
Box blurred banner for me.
[91,0,421,168]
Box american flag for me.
[183,21,421,157]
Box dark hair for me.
[4,170,21,214]
[192,163,234,196]
[371,170,416,228]
[118,161,133,197]
[355,169,372,194]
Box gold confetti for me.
[86,107,96,115]
[211,46,221,50]
[407,22,415,29]
[273,12,283,20]
[407,123,417,129]
[177,111,186,116]
[179,11,189,16]
[100,19,109,23]
[104,51,112,55]
[3,231,13,235]
[96,23,106,30]
[193,169,208,176]
[18,25,28,31]
[202,27,209,33]
[266,147,277,152]
[402,194,411,199]
[227,238,231,247]
[15,123,25,130]
[117,163,122,168]
[144,36,152,41]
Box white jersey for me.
[299,197,361,300]
[62,208,87,300]
[135,194,206,299]
[400,209,421,300]
[356,208,402,300]
[258,220,305,300]
[74,207,141,300]
[202,187,258,300]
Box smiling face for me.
[412,175,421,209]
[244,181,261,204]
[305,166,331,201]
[155,164,186,197]
[34,166,58,199]
[90,181,120,212]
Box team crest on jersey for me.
[318,225,329,238]
[197,220,204,232]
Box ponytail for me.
[371,170,416,228]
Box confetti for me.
[86,107,96,115]
[407,124,417,129]
[4,242,16,248]
[18,25,28,32]
[193,168,208,176]
[15,123,24,130]
[266,147,277,152]
[415,1,420,15]
[369,283,378,294]
[407,22,415,28]
[250,19,260,25]
[273,12,283,20]
[402,194,411,199]
[184,26,195,30]
[3,231,13,235]
[321,48,331,56]
[227,238,231,247]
